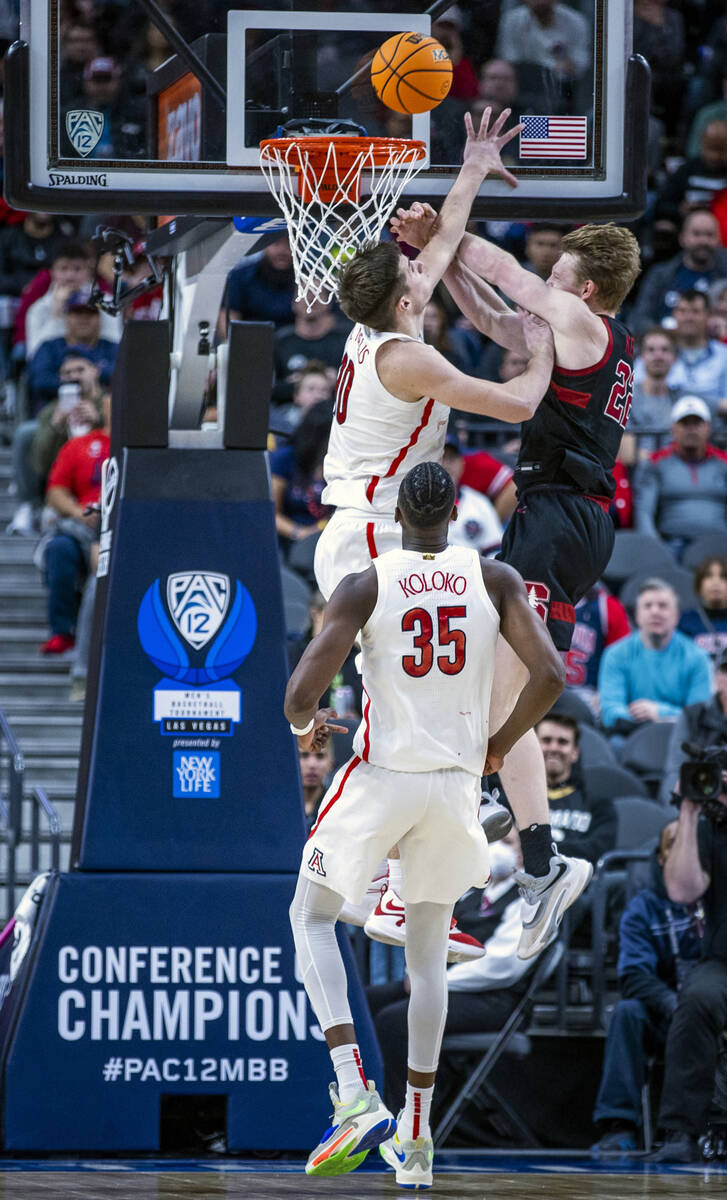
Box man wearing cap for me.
[27,287,118,413]
[65,56,144,159]
[634,396,727,554]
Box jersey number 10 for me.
[402,605,467,677]
[335,354,354,424]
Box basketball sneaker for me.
[363,888,486,964]
[479,788,513,843]
[306,1080,396,1176]
[380,1124,434,1189]
[515,850,593,960]
[338,866,388,926]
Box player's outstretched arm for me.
[284,568,378,749]
[482,560,565,771]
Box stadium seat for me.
[287,529,322,585]
[280,565,312,637]
[682,532,727,570]
[602,531,675,587]
[618,565,696,615]
[619,721,675,798]
[613,796,670,849]
[586,763,649,800]
[549,690,596,726]
[578,723,618,769]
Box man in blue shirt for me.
[27,289,118,414]
[599,578,712,737]
[630,210,727,336]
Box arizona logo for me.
[307,847,326,877]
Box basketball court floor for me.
[0,1155,724,1198]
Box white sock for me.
[387,857,403,894]
[330,1043,369,1103]
[399,1082,435,1141]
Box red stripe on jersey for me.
[365,397,436,504]
[551,601,576,625]
[413,1091,421,1139]
[308,756,362,839]
[361,686,372,762]
[366,522,378,560]
[550,380,590,409]
[554,317,614,378]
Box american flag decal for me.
[519,115,588,160]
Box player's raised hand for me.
[390,201,438,249]
[462,106,523,189]
[521,309,555,360]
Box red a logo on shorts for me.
[525,581,551,621]
[307,847,327,877]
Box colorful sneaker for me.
[380,1125,434,1189]
[364,888,486,964]
[305,1080,396,1176]
[515,850,593,960]
[39,633,75,655]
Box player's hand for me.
[390,201,438,249]
[297,707,348,751]
[521,310,555,359]
[462,106,523,189]
[484,740,506,774]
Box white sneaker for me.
[380,1123,434,1189]
[479,788,513,842]
[364,887,486,964]
[7,502,35,536]
[515,851,593,960]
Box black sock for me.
[519,824,554,877]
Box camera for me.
[677,742,727,824]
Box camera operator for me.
[660,649,727,803]
[650,761,727,1161]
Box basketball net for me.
[259,135,427,308]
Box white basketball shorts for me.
[314,508,402,601]
[301,756,490,906]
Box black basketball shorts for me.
[497,486,615,651]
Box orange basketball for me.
[370,32,453,115]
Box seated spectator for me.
[592,820,703,1154]
[271,359,333,436]
[273,297,349,404]
[27,288,118,414]
[495,0,591,84]
[442,432,503,555]
[564,585,631,717]
[458,439,518,524]
[25,241,120,358]
[300,741,334,834]
[537,714,618,864]
[660,646,727,804]
[630,210,727,337]
[40,393,110,654]
[423,293,478,373]
[598,578,712,738]
[708,278,727,343]
[679,557,727,663]
[633,0,686,135]
[687,57,727,158]
[368,829,547,1116]
[477,57,521,121]
[0,211,68,300]
[226,237,295,329]
[634,397,727,552]
[654,119,727,229]
[662,290,727,421]
[270,399,333,551]
[621,328,679,463]
[523,223,566,281]
[64,56,144,159]
[432,9,478,100]
[59,20,100,104]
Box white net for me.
[259,136,427,308]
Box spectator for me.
[272,297,349,404]
[64,56,145,159]
[442,432,503,555]
[622,328,679,462]
[25,241,120,358]
[495,0,591,83]
[269,399,333,550]
[707,278,727,342]
[564,584,631,717]
[660,646,727,804]
[686,58,727,157]
[536,714,618,864]
[27,287,118,413]
[663,290,727,419]
[226,237,295,329]
[679,557,727,663]
[477,57,521,121]
[59,20,100,104]
[432,9,479,100]
[592,820,703,1154]
[630,210,727,336]
[271,360,333,436]
[654,119,727,228]
[40,393,110,655]
[0,212,68,299]
[523,223,566,281]
[423,293,478,372]
[458,440,518,524]
[598,578,712,737]
[634,397,727,551]
[299,742,334,834]
[633,0,686,135]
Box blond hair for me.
[561,223,641,313]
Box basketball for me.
[370,32,452,115]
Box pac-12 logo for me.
[526,582,551,621]
[137,571,257,685]
[66,110,104,157]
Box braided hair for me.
[397,461,455,529]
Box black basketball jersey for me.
[514,315,634,500]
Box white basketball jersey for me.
[322,323,449,515]
[354,545,500,775]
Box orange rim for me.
[259,135,427,204]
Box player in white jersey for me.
[285,462,568,1186]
